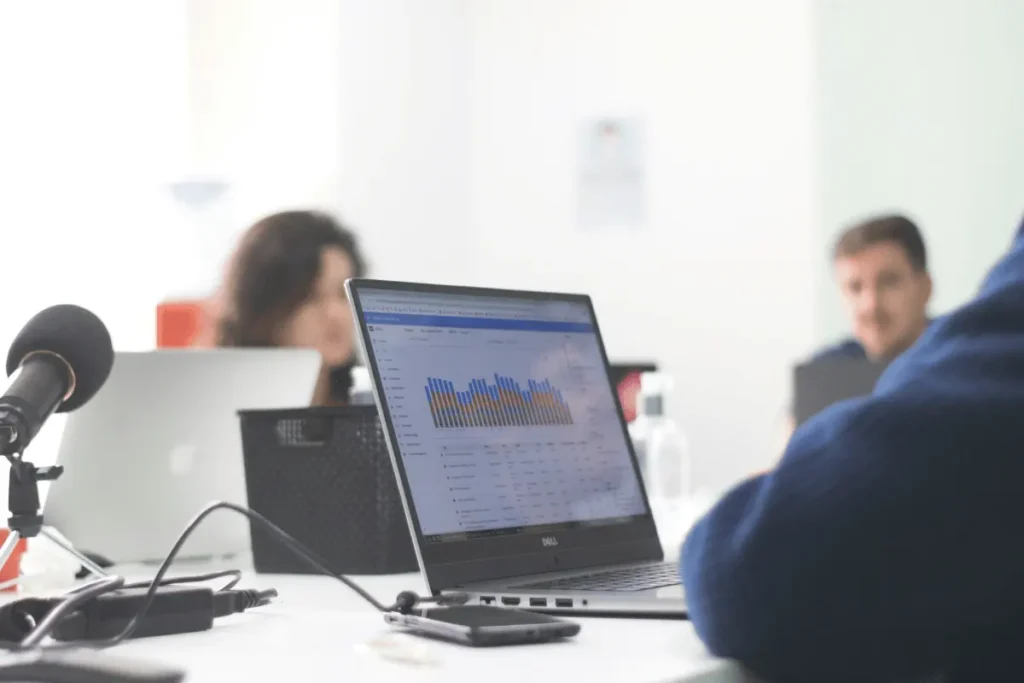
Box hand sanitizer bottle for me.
[635,373,689,509]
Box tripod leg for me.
[0,530,22,575]
[38,527,109,577]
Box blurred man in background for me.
[770,214,933,458]
[813,213,932,362]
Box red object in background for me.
[156,300,205,348]
[617,371,643,422]
[0,529,27,591]
[609,362,657,423]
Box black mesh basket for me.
[238,405,418,575]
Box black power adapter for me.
[42,585,276,642]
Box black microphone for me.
[0,305,114,456]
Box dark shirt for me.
[682,217,1024,682]
[809,323,935,365]
[809,337,868,362]
[328,363,355,403]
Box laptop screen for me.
[355,286,648,544]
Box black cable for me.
[17,500,464,650]
[37,502,396,649]
[211,588,279,618]
[122,569,243,592]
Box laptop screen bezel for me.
[347,278,663,591]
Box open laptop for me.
[44,348,321,564]
[347,279,685,617]
[793,356,887,426]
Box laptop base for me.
[452,560,687,618]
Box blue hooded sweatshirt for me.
[681,218,1024,683]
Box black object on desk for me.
[0,649,184,683]
[239,405,419,575]
[793,357,887,426]
[384,605,581,647]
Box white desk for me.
[8,484,740,681]
[107,496,736,682]
[106,573,751,683]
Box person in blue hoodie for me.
[681,216,1024,683]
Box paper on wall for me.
[576,117,647,232]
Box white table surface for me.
[105,572,751,683]
[5,491,745,682]
[107,494,745,683]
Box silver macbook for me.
[43,348,321,564]
[347,279,685,617]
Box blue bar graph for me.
[424,374,573,428]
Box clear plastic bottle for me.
[632,372,690,507]
[627,372,659,488]
[349,365,374,404]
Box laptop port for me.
[500,596,520,606]
[529,598,547,607]
[554,598,573,608]
[480,596,495,605]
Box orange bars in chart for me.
[424,374,573,428]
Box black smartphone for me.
[383,605,581,647]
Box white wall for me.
[336,0,473,282]
[0,0,188,352]
[184,0,348,295]
[467,0,816,490]
[813,0,1024,343]
[0,1,187,507]
[186,0,473,291]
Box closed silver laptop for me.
[43,349,321,564]
[347,279,685,617]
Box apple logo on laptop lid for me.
[169,444,197,476]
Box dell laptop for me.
[793,356,887,427]
[347,279,685,617]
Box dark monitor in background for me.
[793,357,887,427]
[609,361,658,422]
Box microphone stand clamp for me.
[0,457,110,579]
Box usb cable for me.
[212,588,279,617]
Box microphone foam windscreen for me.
[6,304,115,412]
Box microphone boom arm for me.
[9,460,62,536]
[0,458,109,580]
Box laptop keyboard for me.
[517,562,681,592]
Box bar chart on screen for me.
[424,374,574,429]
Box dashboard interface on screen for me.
[357,287,648,544]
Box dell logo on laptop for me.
[541,536,559,548]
